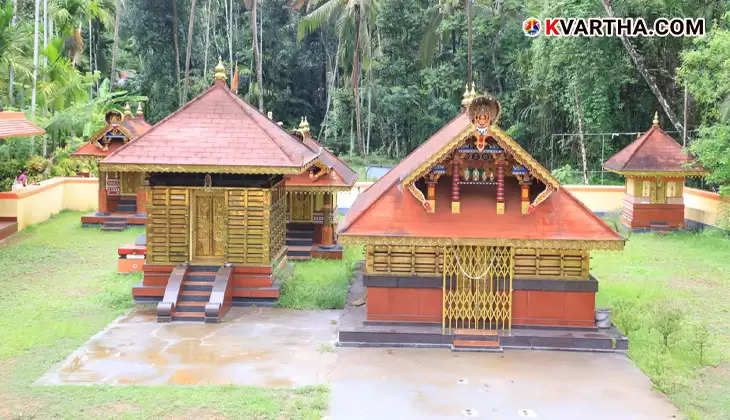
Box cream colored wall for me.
[684,188,728,228]
[0,177,98,230]
[563,185,625,212]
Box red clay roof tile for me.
[0,112,45,138]
[604,125,705,173]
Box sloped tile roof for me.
[0,112,45,138]
[72,116,152,158]
[604,124,705,174]
[338,111,624,247]
[101,82,318,173]
[284,135,358,189]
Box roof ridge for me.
[102,83,221,162]
[222,88,309,166]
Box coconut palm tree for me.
[244,0,263,111]
[298,0,378,155]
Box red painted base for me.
[366,286,596,327]
[622,200,684,229]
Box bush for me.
[551,164,583,184]
[652,302,684,348]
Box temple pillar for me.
[451,160,460,214]
[520,183,530,215]
[136,183,147,215]
[98,171,109,213]
[320,192,335,246]
[496,159,505,214]
[426,180,437,213]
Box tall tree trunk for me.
[9,0,17,105]
[171,0,182,105]
[203,0,211,77]
[320,33,340,143]
[31,0,40,115]
[249,0,263,111]
[600,0,683,133]
[574,90,589,185]
[466,0,472,85]
[352,5,364,155]
[89,19,93,98]
[225,0,233,81]
[110,0,122,88]
[183,0,197,101]
[43,0,47,67]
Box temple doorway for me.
[289,191,313,222]
[442,245,514,332]
[191,190,226,262]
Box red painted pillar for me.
[496,159,505,214]
[136,189,147,214]
[451,160,460,214]
[98,171,109,213]
[320,192,334,246]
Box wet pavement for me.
[38,307,678,419]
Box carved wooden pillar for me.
[451,160,460,214]
[320,192,335,246]
[496,159,505,214]
[520,183,530,215]
[426,180,437,213]
[98,171,109,213]
[136,173,148,214]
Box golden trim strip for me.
[100,163,307,174]
[489,126,560,189]
[338,234,625,250]
[285,185,353,192]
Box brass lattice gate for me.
[442,245,514,332]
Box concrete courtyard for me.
[38,307,679,419]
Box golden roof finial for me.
[123,102,132,117]
[136,102,144,119]
[461,83,472,108]
[652,111,659,126]
[469,82,477,99]
[214,56,227,81]
[298,116,310,136]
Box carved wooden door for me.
[290,192,313,222]
[193,192,226,259]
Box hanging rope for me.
[449,241,497,280]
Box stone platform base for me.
[338,305,628,352]
[312,244,343,260]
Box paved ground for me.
[39,307,678,419]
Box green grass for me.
[593,229,730,420]
[278,246,362,309]
[0,211,327,419]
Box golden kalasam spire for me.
[652,111,659,126]
[123,103,132,117]
[136,102,144,119]
[461,83,473,108]
[469,82,477,100]
[214,57,227,81]
[299,116,310,136]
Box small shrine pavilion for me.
[103,60,352,322]
[73,104,152,230]
[285,117,357,260]
[337,88,626,351]
[604,113,706,231]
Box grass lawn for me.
[593,228,730,420]
[278,246,362,309]
[0,211,327,419]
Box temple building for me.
[103,60,352,322]
[285,117,357,260]
[604,113,706,231]
[337,88,627,351]
[73,104,152,230]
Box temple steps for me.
[170,266,217,321]
[286,223,314,260]
[117,198,137,213]
[451,329,503,352]
[101,220,127,232]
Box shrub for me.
[652,302,684,348]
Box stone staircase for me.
[171,265,219,322]
[101,217,128,232]
[451,329,503,352]
[286,223,314,261]
[117,197,137,213]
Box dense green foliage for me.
[0,211,328,419]
[1,0,728,192]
